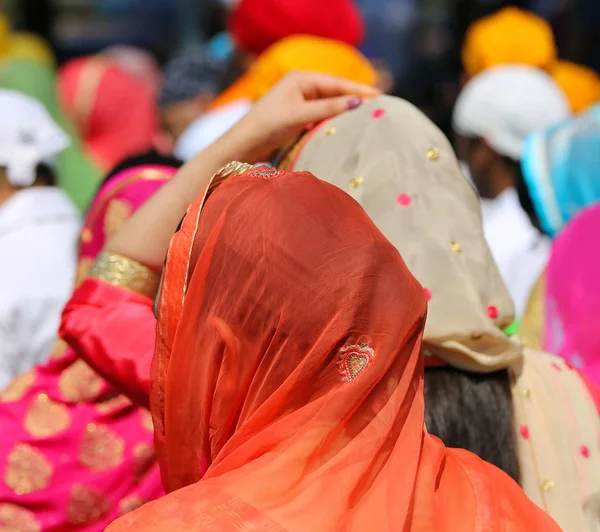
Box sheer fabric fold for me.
[107,167,558,531]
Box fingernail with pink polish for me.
[347,97,362,110]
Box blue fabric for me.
[521,104,600,237]
[206,32,234,63]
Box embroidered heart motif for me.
[337,344,375,382]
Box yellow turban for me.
[551,60,600,113]
[462,7,557,79]
[211,34,376,109]
[0,15,55,67]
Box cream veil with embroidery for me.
[285,95,600,532]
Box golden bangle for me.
[89,251,161,299]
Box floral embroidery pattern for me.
[0,371,35,403]
[5,443,53,495]
[67,485,111,526]
[78,424,125,472]
[59,360,103,403]
[337,343,375,382]
[104,199,132,239]
[0,503,41,532]
[23,394,71,438]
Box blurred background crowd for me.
[3,0,600,133]
[0,0,600,530]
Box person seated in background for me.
[286,95,600,531]
[452,65,570,318]
[57,56,158,173]
[172,35,376,162]
[460,6,557,83]
[227,0,364,68]
[159,44,228,144]
[551,60,600,114]
[0,151,180,532]
[0,89,80,388]
[519,104,600,348]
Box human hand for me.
[221,71,381,163]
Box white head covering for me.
[174,99,251,161]
[453,65,570,160]
[0,90,70,187]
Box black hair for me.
[501,155,543,233]
[35,163,57,186]
[424,366,521,483]
[101,149,183,187]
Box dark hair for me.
[101,149,183,187]
[35,163,56,186]
[424,366,520,483]
[502,155,543,233]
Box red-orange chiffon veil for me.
[108,166,559,531]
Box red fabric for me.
[58,57,158,171]
[107,168,560,531]
[229,0,364,56]
[60,278,156,408]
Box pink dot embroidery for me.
[371,108,385,119]
[520,425,530,439]
[397,193,412,206]
[424,288,432,301]
[487,306,498,319]
[580,445,590,459]
[551,362,562,372]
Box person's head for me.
[453,65,570,199]
[76,151,181,283]
[521,103,600,236]
[210,34,377,109]
[228,0,364,59]
[551,61,600,114]
[0,89,69,205]
[159,44,228,141]
[57,56,158,172]
[285,95,523,476]
[176,35,376,162]
[461,7,556,82]
[103,45,162,98]
[153,164,427,498]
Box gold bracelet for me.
[89,251,161,299]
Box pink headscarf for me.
[58,57,158,172]
[544,203,600,386]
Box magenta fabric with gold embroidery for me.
[0,165,176,531]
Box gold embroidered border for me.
[89,251,160,299]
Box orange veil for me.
[108,166,559,531]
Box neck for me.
[0,181,49,207]
[488,164,515,199]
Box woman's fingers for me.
[294,71,381,100]
[297,95,363,125]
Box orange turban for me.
[211,35,376,109]
[229,0,364,56]
[462,7,557,79]
[551,60,600,113]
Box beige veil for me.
[284,95,600,531]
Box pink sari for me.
[0,165,176,532]
[544,204,600,388]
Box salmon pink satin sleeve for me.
[60,277,156,408]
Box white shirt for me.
[0,188,80,388]
[481,187,550,318]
